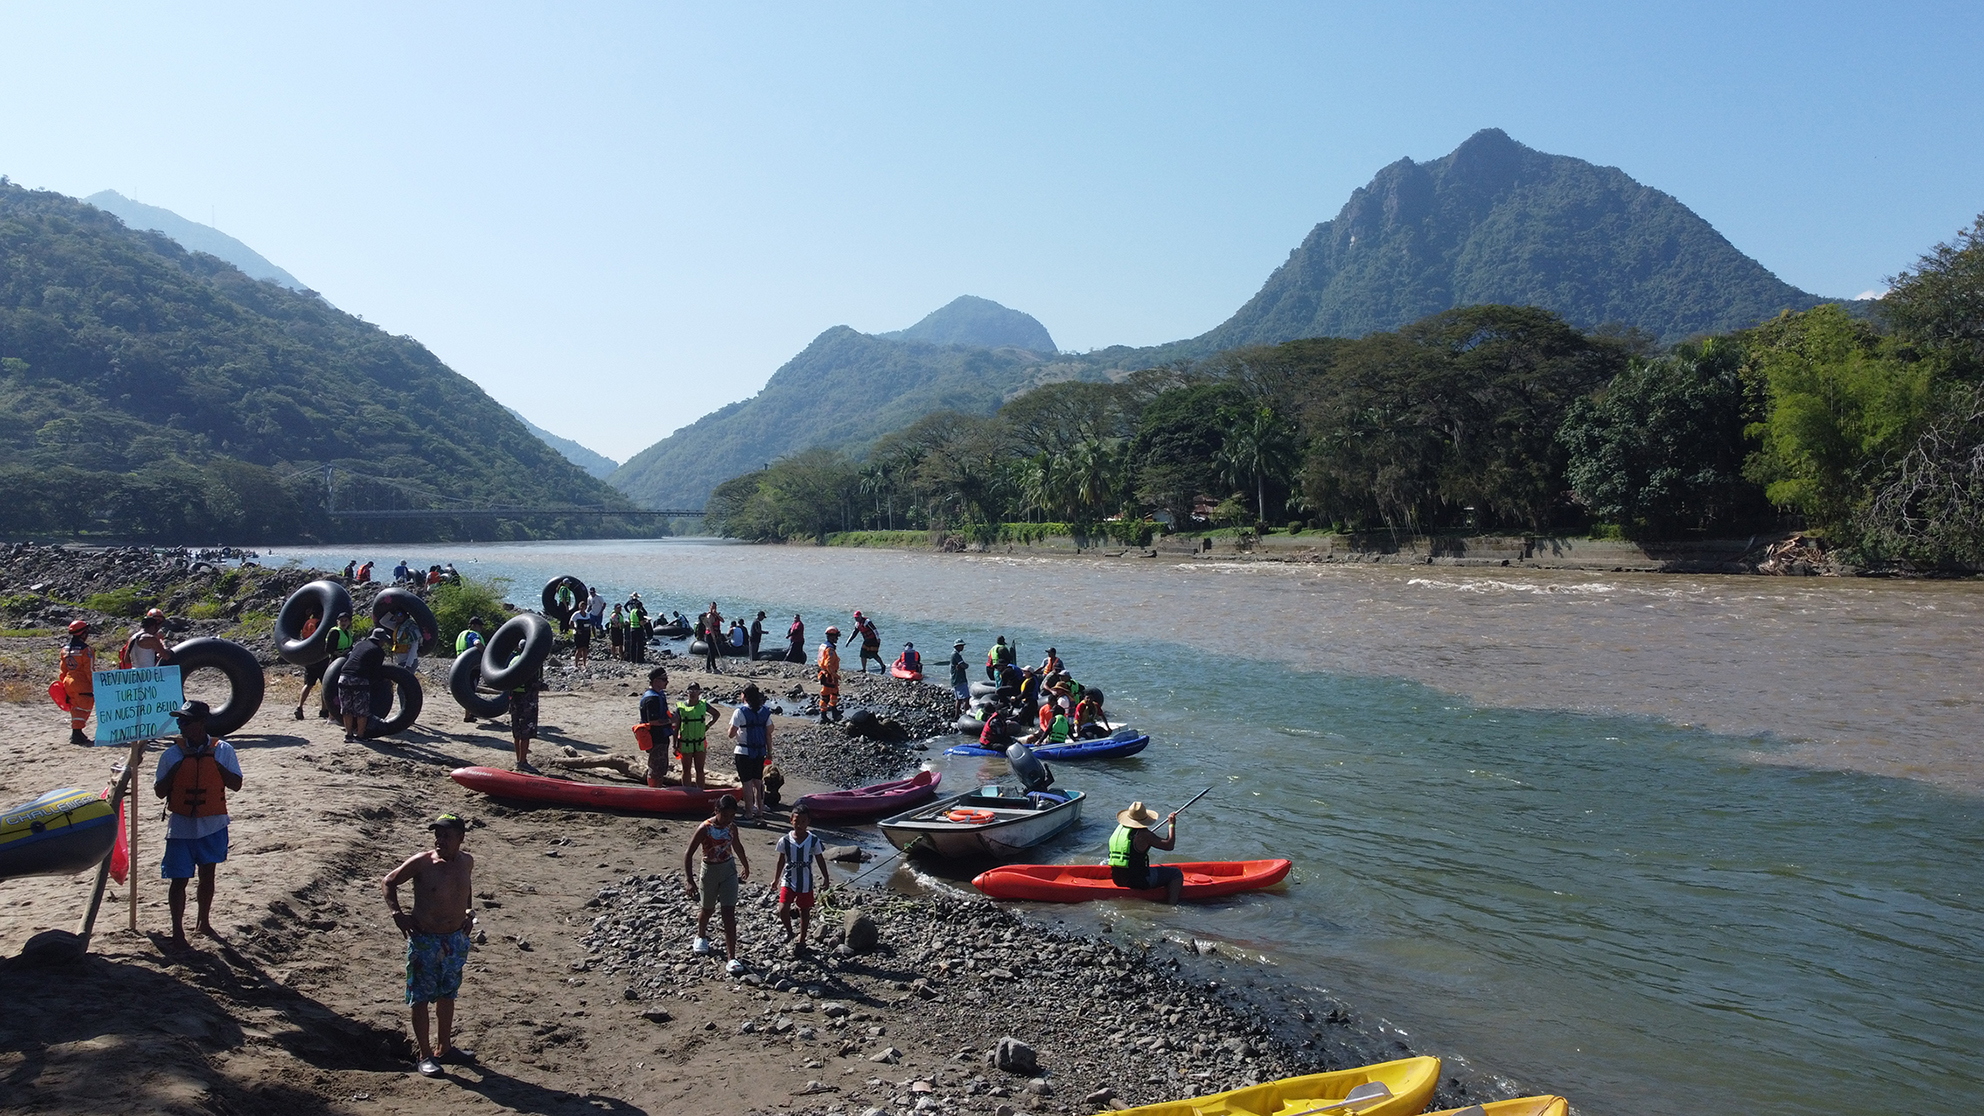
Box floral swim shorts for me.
[405,928,471,1004]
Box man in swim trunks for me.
[683,794,751,974]
[384,813,478,1078]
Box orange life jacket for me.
[58,645,93,689]
[817,645,840,686]
[167,749,229,818]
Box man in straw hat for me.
[383,813,478,1078]
[1108,802,1185,904]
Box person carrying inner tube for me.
[56,620,95,745]
[509,660,544,773]
[342,627,389,742]
[297,611,353,721]
[1109,801,1185,904]
[554,581,576,634]
[816,627,842,724]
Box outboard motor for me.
[1006,741,1054,793]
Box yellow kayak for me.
[1426,1098,1569,1116]
[1105,1055,1439,1116]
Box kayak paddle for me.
[1282,1081,1393,1116]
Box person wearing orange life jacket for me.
[1039,647,1063,676]
[816,627,843,724]
[121,608,175,669]
[153,700,244,946]
[892,643,922,678]
[56,620,95,745]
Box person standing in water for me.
[383,813,478,1078]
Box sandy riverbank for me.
[0,567,1516,1115]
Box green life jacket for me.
[326,628,354,657]
[675,699,710,743]
[1047,714,1070,743]
[454,630,481,654]
[556,586,574,608]
[1107,824,1134,867]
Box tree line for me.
[708,214,1984,567]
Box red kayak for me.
[450,766,734,815]
[889,665,923,681]
[794,770,942,822]
[971,858,1293,903]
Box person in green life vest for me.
[1108,802,1184,904]
[554,583,576,634]
[295,611,354,721]
[454,616,488,723]
[674,682,715,790]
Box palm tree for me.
[1217,405,1300,523]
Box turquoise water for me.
[272,540,1984,1115]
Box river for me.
[272,539,1984,1116]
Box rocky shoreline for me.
[0,544,1526,1115]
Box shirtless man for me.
[383,814,478,1078]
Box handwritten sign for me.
[91,665,183,745]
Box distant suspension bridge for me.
[315,465,703,519]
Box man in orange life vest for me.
[56,620,94,745]
[153,700,243,947]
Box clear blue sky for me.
[3,2,1979,460]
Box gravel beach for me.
[0,548,1506,1115]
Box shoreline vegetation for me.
[709,216,1984,577]
[814,527,1904,577]
[0,547,1520,1115]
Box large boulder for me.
[842,911,880,953]
[989,1036,1038,1075]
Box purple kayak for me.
[795,770,943,822]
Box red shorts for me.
[778,886,815,910]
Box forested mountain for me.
[1197,128,1834,347]
[0,180,642,542]
[879,295,1057,351]
[609,308,1068,510]
[85,190,311,294]
[505,406,619,478]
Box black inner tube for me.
[481,613,552,691]
[371,588,438,653]
[448,645,511,720]
[169,637,266,737]
[365,664,424,738]
[273,579,352,666]
[541,576,587,622]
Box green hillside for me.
[0,179,642,542]
[880,295,1057,351]
[1198,128,1837,347]
[85,190,310,293]
[610,315,1068,510]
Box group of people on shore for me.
[336,559,463,588]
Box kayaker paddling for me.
[1109,801,1184,904]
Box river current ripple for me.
[276,540,1984,1116]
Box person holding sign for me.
[154,700,243,945]
[56,620,95,745]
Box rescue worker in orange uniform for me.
[153,700,244,947]
[56,620,95,745]
[816,626,843,725]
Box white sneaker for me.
[692,937,711,955]
[726,958,745,976]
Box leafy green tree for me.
[1215,404,1300,523]
[1559,340,1763,535]
[1880,214,1984,372]
[1743,305,1930,533]
[1130,381,1250,526]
